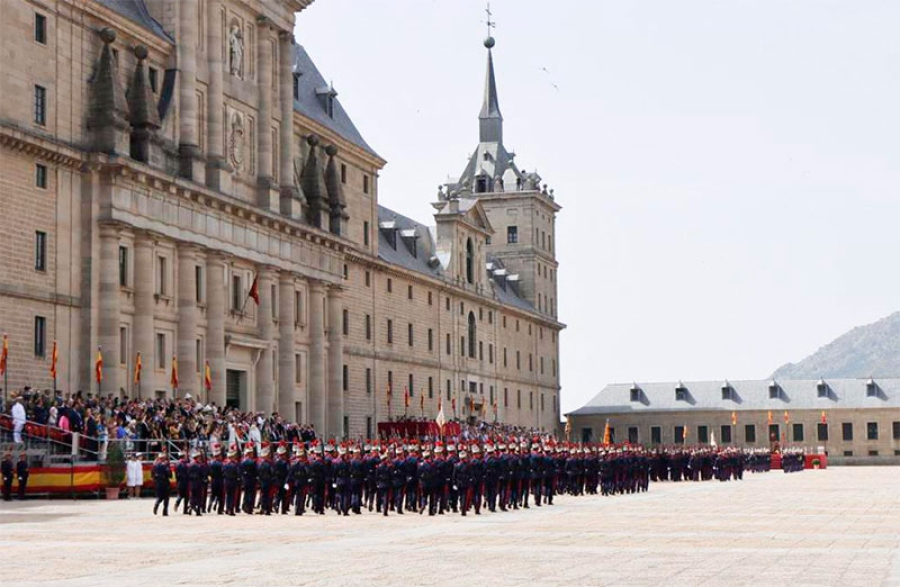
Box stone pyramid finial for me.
[127,44,161,163]
[301,134,327,229]
[88,28,130,155]
[324,144,348,235]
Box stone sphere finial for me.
[133,45,149,61]
[99,27,117,45]
[484,36,495,49]
[306,134,319,147]
[325,144,338,157]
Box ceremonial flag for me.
[602,419,611,445]
[49,340,58,379]
[436,404,446,430]
[784,410,790,424]
[204,360,212,391]
[419,393,424,411]
[95,346,103,383]
[767,410,773,425]
[134,352,142,385]
[683,423,689,443]
[451,397,456,413]
[438,398,442,413]
[248,273,260,305]
[0,334,9,376]
[731,411,737,426]
[170,354,179,389]
[492,400,497,415]
[564,416,571,439]
[710,429,717,448]
[820,410,827,425]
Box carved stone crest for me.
[229,111,245,172]
[228,23,244,78]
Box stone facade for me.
[0,0,563,438]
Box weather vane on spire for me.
[484,2,496,37]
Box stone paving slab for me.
[1,467,899,587]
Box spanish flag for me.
[731,411,737,426]
[248,273,260,305]
[95,346,103,383]
[767,410,773,425]
[170,354,179,389]
[820,410,827,425]
[134,352,142,385]
[783,410,790,424]
[49,340,58,380]
[0,334,8,376]
[204,360,212,391]
[602,419,611,445]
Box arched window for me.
[465,238,474,284]
[468,312,476,359]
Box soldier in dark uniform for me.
[332,444,351,516]
[199,450,210,512]
[174,452,190,514]
[418,446,440,516]
[16,453,29,500]
[222,446,239,516]
[151,453,172,515]
[257,444,275,515]
[433,442,450,514]
[289,443,309,516]
[240,443,258,515]
[274,443,290,514]
[454,447,472,516]
[446,444,460,513]
[469,444,484,515]
[508,443,521,509]
[308,442,327,515]
[391,447,406,514]
[529,445,543,507]
[208,444,225,515]
[188,450,205,516]
[1,451,13,502]
[363,444,379,512]
[349,445,365,515]
[375,451,393,516]
[483,444,500,512]
[404,444,419,512]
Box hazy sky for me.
[296,1,900,414]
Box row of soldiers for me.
[647,448,771,483]
[780,448,806,473]
[151,440,769,517]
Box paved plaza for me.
[1,467,899,587]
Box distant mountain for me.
[771,311,900,380]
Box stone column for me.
[256,17,275,209]
[206,253,227,408]
[206,0,231,191]
[132,233,155,398]
[327,286,344,438]
[278,273,297,419]
[256,268,276,414]
[177,245,199,398]
[308,281,326,435]
[98,225,121,395]
[178,0,202,181]
[278,30,300,218]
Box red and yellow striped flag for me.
[49,340,58,380]
[134,352,142,385]
[0,334,9,376]
[731,411,737,426]
[204,360,212,391]
[95,346,103,383]
[170,355,179,389]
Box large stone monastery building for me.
[0,0,563,438]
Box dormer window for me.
[817,379,828,398]
[768,381,780,399]
[293,73,300,100]
[675,384,688,402]
[316,83,338,118]
[630,385,641,403]
[866,378,878,397]
[721,382,733,401]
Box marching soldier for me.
[257,444,275,515]
[1,451,12,501]
[16,452,29,500]
[174,452,190,515]
[223,445,239,516]
[208,444,225,515]
[240,442,258,515]
[151,452,172,516]
[274,442,291,514]
[289,443,309,516]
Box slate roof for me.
[293,44,379,158]
[376,205,535,313]
[96,0,173,42]
[569,378,900,416]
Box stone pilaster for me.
[178,0,203,182]
[206,0,232,192]
[132,233,155,398]
[206,253,226,408]
[278,273,297,420]
[98,225,121,395]
[278,30,302,219]
[256,17,276,210]
[308,281,326,435]
[177,245,199,397]
[256,268,276,414]
[327,286,345,438]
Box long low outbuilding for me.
[567,378,900,465]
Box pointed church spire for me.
[479,35,503,144]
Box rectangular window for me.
[340,163,347,184]
[387,370,393,392]
[720,425,732,444]
[407,285,413,300]
[342,364,349,391]
[867,422,878,441]
[149,67,158,93]
[698,425,708,444]
[745,424,756,444]
[628,427,639,444]
[35,163,47,188]
[34,316,46,357]
[528,354,533,371]
[428,328,433,352]
[517,389,521,409]
[507,225,518,244]
[196,339,202,371]
[408,374,414,396]
[343,264,349,280]
[650,426,662,445]
[674,425,685,444]
[842,422,853,441]
[363,175,369,194]
[117,246,129,286]
[893,422,900,441]
[503,388,509,407]
[446,297,450,311]
[817,423,829,442]
[35,13,47,44]
[230,273,241,309]
[387,278,392,293]
[34,231,47,271]
[294,291,303,325]
[445,333,450,355]
[516,351,521,370]
[489,344,493,364]
[365,367,372,394]
[460,336,465,356]
[793,423,804,442]
[155,333,165,368]
[540,357,544,374]
[529,391,533,410]
[428,377,433,398]
[446,379,451,401]
[295,354,302,383]
[479,341,483,361]
[365,271,370,287]
[293,73,299,99]
[364,221,370,247]
[34,85,46,125]
[386,319,393,344]
[365,314,372,341]
[119,326,127,365]
[408,323,414,347]
[342,309,349,336]
[503,348,508,367]
[366,416,373,439]
[428,291,433,305]
[195,265,204,303]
